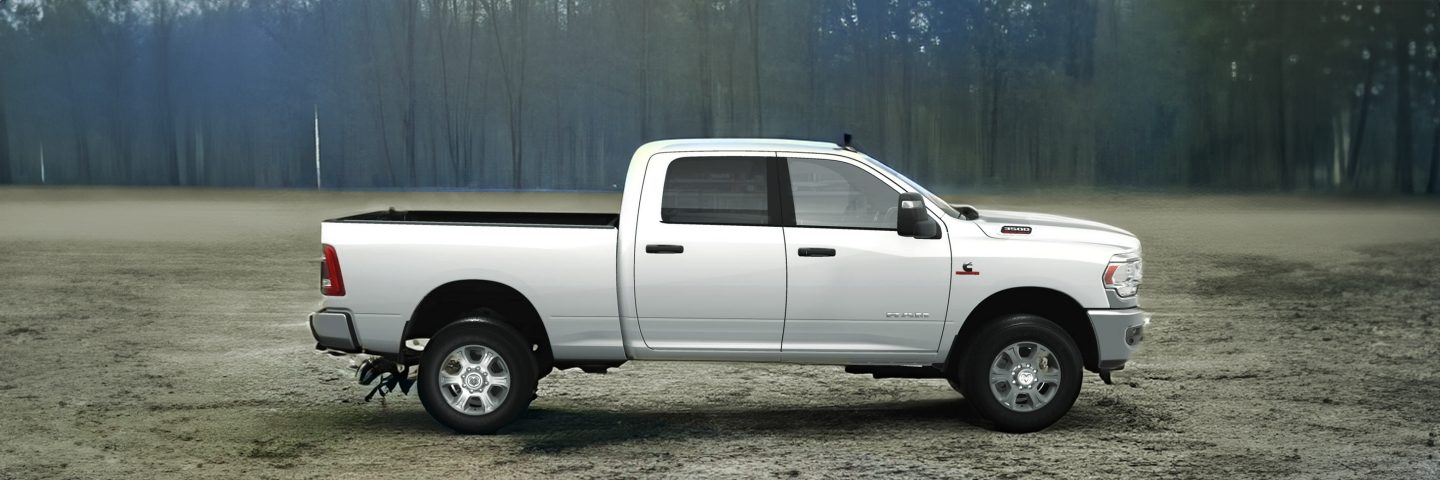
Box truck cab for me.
[310,138,1149,434]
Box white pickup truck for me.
[309,138,1148,433]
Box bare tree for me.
[483,0,527,188]
[0,14,12,184]
[1394,32,1414,193]
[748,0,762,135]
[360,0,397,184]
[152,0,180,184]
[1347,46,1376,188]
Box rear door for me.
[779,155,952,359]
[632,152,788,352]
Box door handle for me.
[645,244,685,254]
[797,247,836,257]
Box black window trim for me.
[772,157,795,227]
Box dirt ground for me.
[1,187,1438,479]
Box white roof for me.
[637,138,845,156]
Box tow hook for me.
[1098,369,1114,385]
[357,357,415,402]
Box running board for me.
[844,365,945,379]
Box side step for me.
[844,365,945,379]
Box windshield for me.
[863,155,962,219]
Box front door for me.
[633,153,788,351]
[779,155,952,358]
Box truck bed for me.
[329,209,619,229]
[319,210,623,358]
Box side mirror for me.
[952,204,980,220]
[897,192,940,239]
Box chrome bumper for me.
[1087,308,1149,370]
[309,310,360,352]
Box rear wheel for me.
[954,314,1082,433]
[418,320,537,434]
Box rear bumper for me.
[310,309,361,353]
[1087,308,1149,370]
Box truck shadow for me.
[280,394,1162,454]
[506,393,1170,453]
[507,397,988,453]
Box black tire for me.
[418,319,538,434]
[946,376,965,395]
[955,314,1083,433]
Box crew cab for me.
[309,138,1149,433]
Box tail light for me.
[321,243,346,296]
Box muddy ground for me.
[1,187,1438,479]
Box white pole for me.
[39,143,45,185]
[314,104,322,190]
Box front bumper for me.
[1087,308,1149,371]
[309,310,361,353]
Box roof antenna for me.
[841,133,858,152]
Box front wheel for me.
[954,314,1083,433]
[418,320,537,434]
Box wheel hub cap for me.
[438,345,511,416]
[462,368,487,392]
[1015,366,1037,387]
[989,341,1061,412]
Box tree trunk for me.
[404,0,418,185]
[70,104,91,184]
[1394,34,1413,193]
[1346,48,1376,187]
[154,0,180,185]
[804,1,817,135]
[900,1,914,176]
[1428,120,1439,194]
[360,1,396,185]
[750,0,763,136]
[515,0,529,189]
[0,82,10,185]
[697,0,713,136]
[986,68,1003,179]
[462,0,481,186]
[434,0,458,185]
[1430,56,1440,194]
[0,29,9,184]
[641,0,650,140]
[484,0,528,189]
[1273,1,1289,190]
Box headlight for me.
[1102,253,1142,298]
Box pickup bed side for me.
[316,215,626,361]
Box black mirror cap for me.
[897,193,942,239]
[952,204,980,220]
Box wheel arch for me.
[402,280,553,371]
[945,287,1098,373]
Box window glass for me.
[661,157,771,226]
[788,158,898,230]
[867,156,961,219]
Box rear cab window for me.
[661,157,775,226]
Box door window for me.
[661,157,773,226]
[787,158,898,230]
